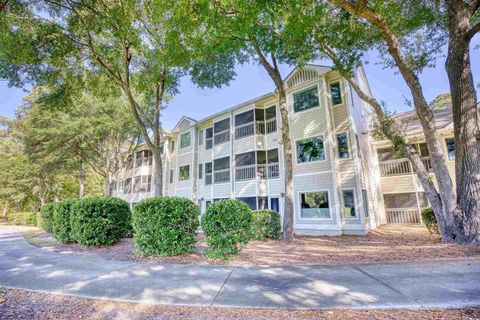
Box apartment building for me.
[111,64,404,236]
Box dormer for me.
[284,65,331,89]
[172,116,197,133]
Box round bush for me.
[201,199,252,258]
[421,207,439,235]
[251,210,281,240]
[52,199,78,243]
[132,197,200,256]
[40,203,56,233]
[70,197,131,246]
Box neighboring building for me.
[111,65,457,236]
[373,108,455,224]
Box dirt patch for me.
[0,287,479,320]
[12,224,480,265]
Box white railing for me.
[267,163,280,178]
[265,118,277,134]
[236,165,256,181]
[380,159,411,176]
[386,208,421,224]
[256,121,265,135]
[214,130,230,145]
[214,169,230,183]
[235,122,254,139]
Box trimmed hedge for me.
[70,197,131,246]
[132,197,200,256]
[40,203,56,233]
[421,207,439,235]
[51,199,78,243]
[7,211,37,226]
[201,199,252,258]
[251,210,281,240]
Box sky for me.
[1,37,479,130]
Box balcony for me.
[380,157,432,177]
[235,163,280,181]
[235,118,277,140]
[214,169,230,183]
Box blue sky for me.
[1,37,478,129]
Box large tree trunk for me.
[153,148,163,196]
[278,87,295,241]
[445,1,480,244]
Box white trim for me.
[293,170,332,177]
[328,80,344,107]
[336,131,352,160]
[341,188,360,221]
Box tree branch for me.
[466,21,480,40]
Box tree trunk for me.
[278,87,295,241]
[79,160,85,199]
[445,1,480,244]
[153,148,163,196]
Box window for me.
[330,82,342,105]
[445,138,455,160]
[342,190,356,218]
[160,142,165,154]
[257,196,268,210]
[170,140,175,153]
[235,151,256,180]
[180,132,191,149]
[214,118,230,145]
[293,86,319,112]
[214,156,230,183]
[337,133,349,159]
[135,150,152,166]
[267,148,279,178]
[300,191,330,219]
[169,169,174,184]
[198,163,203,179]
[205,162,212,185]
[179,165,190,181]
[270,198,279,213]
[134,175,151,193]
[235,110,254,139]
[265,106,277,134]
[126,154,134,170]
[383,193,418,209]
[198,130,204,145]
[296,136,325,163]
[237,197,257,210]
[206,127,213,150]
[124,178,132,194]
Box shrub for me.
[70,197,131,246]
[132,197,200,256]
[40,203,56,233]
[421,208,439,235]
[251,210,281,240]
[201,199,252,258]
[51,199,78,243]
[36,212,43,228]
[8,212,37,226]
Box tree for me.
[187,0,317,241]
[1,0,193,196]
[429,94,452,110]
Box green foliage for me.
[251,210,281,240]
[201,199,252,259]
[132,197,200,256]
[51,199,78,243]
[429,93,452,110]
[40,202,56,233]
[421,208,439,235]
[35,212,42,228]
[70,197,131,246]
[7,211,37,226]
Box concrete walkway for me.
[0,226,479,310]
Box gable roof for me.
[284,64,331,88]
[393,107,453,136]
[172,116,197,132]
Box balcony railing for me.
[380,157,432,177]
[236,163,280,181]
[386,208,425,224]
[380,159,411,176]
[235,123,254,139]
[214,130,230,145]
[214,169,230,183]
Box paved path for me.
[1,226,479,310]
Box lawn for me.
[12,224,480,265]
[0,287,479,320]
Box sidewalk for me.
[1,225,479,310]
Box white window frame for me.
[336,132,351,160]
[329,81,343,106]
[180,132,191,149]
[342,188,357,220]
[292,85,320,113]
[294,134,327,165]
[178,165,190,181]
[297,189,332,220]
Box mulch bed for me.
[1,287,479,320]
[12,224,480,265]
